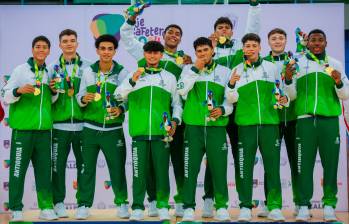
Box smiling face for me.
[307,32,327,55]
[268,33,286,55]
[144,51,163,67]
[163,27,182,49]
[32,40,50,64]
[243,40,261,62]
[215,23,233,39]
[96,41,116,63]
[59,34,78,55]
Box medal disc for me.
[34,87,41,96]
[94,93,102,101]
[176,57,184,65]
[219,36,227,44]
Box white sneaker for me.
[12,211,23,221]
[324,205,337,222]
[293,205,299,217]
[295,206,310,221]
[202,198,214,218]
[54,202,68,218]
[39,209,58,220]
[175,203,184,217]
[238,207,252,222]
[267,209,285,222]
[130,209,144,221]
[214,208,230,221]
[117,204,130,219]
[182,208,195,221]
[75,206,90,220]
[148,201,158,217]
[257,205,269,218]
[158,208,171,221]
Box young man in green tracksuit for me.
[284,29,349,222]
[226,33,289,222]
[48,29,91,218]
[177,37,233,222]
[202,0,261,217]
[261,28,300,217]
[3,36,58,221]
[120,11,191,217]
[115,41,182,221]
[74,35,129,220]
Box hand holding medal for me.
[124,0,151,19]
[16,84,35,95]
[132,68,144,82]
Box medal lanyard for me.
[34,61,44,87]
[307,51,328,66]
[164,49,182,59]
[60,55,79,81]
[96,69,109,93]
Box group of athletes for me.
[2,0,348,222]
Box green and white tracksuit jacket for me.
[226,58,288,125]
[48,54,91,131]
[177,62,233,125]
[115,67,182,140]
[77,61,129,131]
[284,54,349,117]
[214,3,261,66]
[4,57,52,130]
[120,19,186,79]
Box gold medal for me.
[68,88,74,97]
[138,67,145,73]
[175,56,184,65]
[219,36,227,44]
[325,66,334,76]
[94,93,101,101]
[34,87,41,96]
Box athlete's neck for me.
[63,52,77,62]
[99,61,113,73]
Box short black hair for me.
[164,24,183,37]
[193,37,213,50]
[308,29,327,40]
[143,41,164,52]
[242,33,261,44]
[268,28,287,39]
[214,17,233,30]
[32,35,51,49]
[59,29,78,41]
[95,34,118,49]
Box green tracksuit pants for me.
[264,120,300,207]
[236,125,282,210]
[183,125,228,209]
[9,130,53,211]
[146,124,185,205]
[131,139,170,210]
[204,105,239,201]
[296,116,340,208]
[52,129,83,205]
[78,127,128,207]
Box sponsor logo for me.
[66,160,77,169]
[3,140,10,149]
[253,179,258,188]
[97,159,106,168]
[104,180,112,190]
[3,159,10,168]
[3,181,9,191]
[73,180,78,190]
[134,18,164,43]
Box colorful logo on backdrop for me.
[134,17,164,44]
[90,14,125,40]
[3,202,9,211]
[104,180,112,190]
[3,159,10,168]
